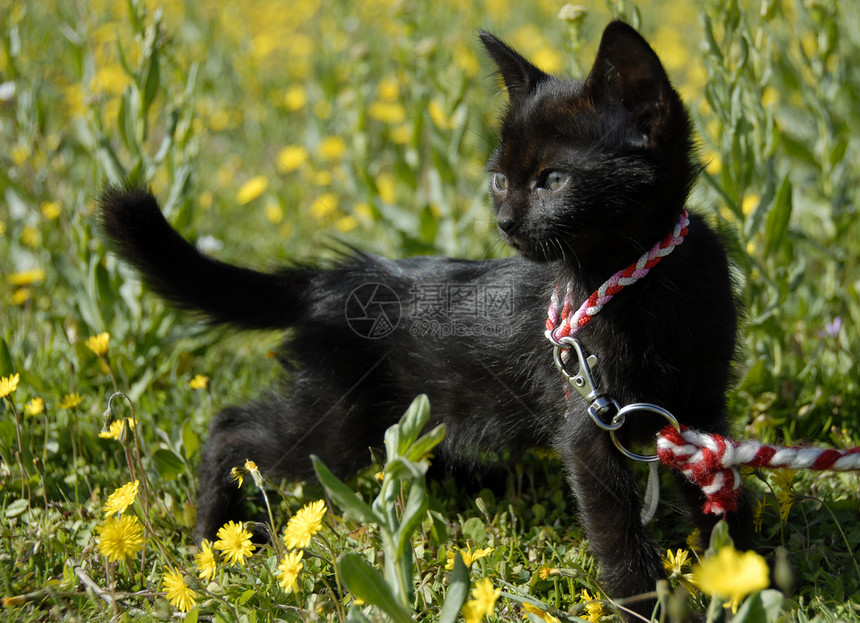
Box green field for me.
[2,0,860,620]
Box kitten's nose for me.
[497,215,519,235]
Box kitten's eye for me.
[544,171,570,192]
[492,173,509,193]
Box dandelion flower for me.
[230,459,263,489]
[663,548,696,588]
[24,397,44,416]
[461,578,500,622]
[461,600,485,623]
[41,201,61,219]
[522,603,560,623]
[99,418,135,440]
[282,499,326,549]
[693,546,769,613]
[213,520,255,566]
[103,480,139,517]
[538,567,559,580]
[277,550,304,593]
[445,545,493,570]
[0,373,20,399]
[195,539,218,581]
[161,568,197,613]
[189,374,209,390]
[59,393,83,409]
[277,145,308,174]
[97,514,145,562]
[7,269,45,287]
[236,176,268,205]
[85,332,110,356]
[318,136,347,161]
[579,589,604,622]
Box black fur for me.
[98,22,750,616]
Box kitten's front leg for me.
[561,433,663,618]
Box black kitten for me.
[99,21,749,616]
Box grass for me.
[1,0,860,620]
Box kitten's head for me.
[480,22,696,267]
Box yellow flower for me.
[213,520,255,567]
[771,469,796,521]
[579,589,604,622]
[310,193,338,221]
[103,480,139,517]
[377,76,399,101]
[0,373,20,399]
[8,269,45,286]
[265,201,284,224]
[277,145,309,174]
[522,602,560,623]
[283,85,307,111]
[462,600,485,623]
[161,568,197,613]
[97,514,145,562]
[85,332,110,357]
[368,100,406,124]
[11,288,31,305]
[195,539,217,581]
[375,172,396,204]
[335,215,358,233]
[445,545,494,570]
[428,99,453,130]
[741,194,759,217]
[189,374,209,390]
[318,136,347,161]
[59,393,83,409]
[663,548,695,585]
[236,176,268,205]
[538,567,559,580]
[24,397,44,416]
[99,418,135,440]
[693,546,770,613]
[277,550,304,593]
[461,578,500,622]
[283,499,326,549]
[20,227,40,248]
[41,201,61,220]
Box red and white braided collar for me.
[545,209,690,342]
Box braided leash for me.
[545,210,690,342]
[657,424,860,515]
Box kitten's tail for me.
[98,186,313,330]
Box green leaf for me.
[236,588,255,605]
[438,553,470,623]
[463,517,487,545]
[0,338,14,376]
[312,455,379,524]
[395,482,429,557]
[732,589,784,622]
[182,419,199,459]
[338,552,412,623]
[152,448,185,481]
[706,520,735,555]
[345,606,373,623]
[395,394,430,455]
[5,499,29,518]
[404,423,446,463]
[764,176,792,256]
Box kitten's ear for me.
[584,21,676,146]
[479,30,550,106]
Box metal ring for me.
[608,403,681,463]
